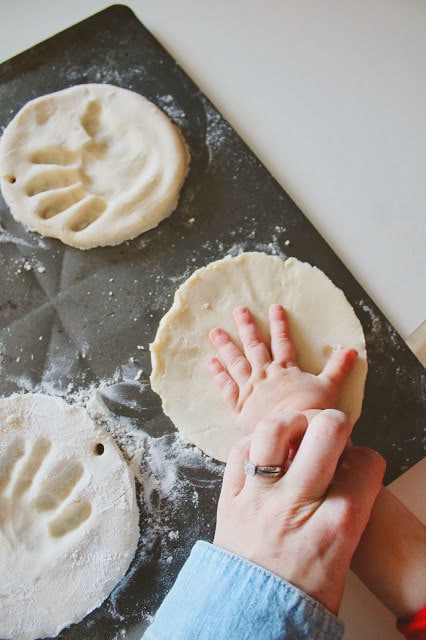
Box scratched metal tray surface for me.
[0,5,425,639]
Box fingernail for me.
[207,357,221,373]
[270,304,284,313]
[234,306,248,316]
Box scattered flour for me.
[0,226,47,249]
[202,97,233,162]
[156,94,187,129]
[0,363,223,635]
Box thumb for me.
[320,348,358,386]
[221,435,252,499]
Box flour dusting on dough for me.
[0,365,223,634]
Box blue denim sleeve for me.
[142,540,344,640]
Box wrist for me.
[211,541,345,624]
[213,532,348,615]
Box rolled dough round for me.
[0,393,139,640]
[0,84,189,249]
[150,253,367,462]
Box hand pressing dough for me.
[150,253,367,462]
[0,84,189,249]
[0,393,139,640]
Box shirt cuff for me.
[143,540,344,640]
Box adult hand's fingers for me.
[233,306,271,372]
[320,348,358,387]
[328,445,385,538]
[268,304,297,367]
[207,357,239,409]
[285,410,352,499]
[221,435,252,499]
[248,412,308,483]
[209,327,251,385]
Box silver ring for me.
[244,459,285,479]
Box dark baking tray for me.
[0,5,424,638]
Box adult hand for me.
[208,305,358,435]
[214,410,385,614]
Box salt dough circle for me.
[0,84,189,249]
[0,393,139,640]
[150,253,367,462]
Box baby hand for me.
[208,304,358,435]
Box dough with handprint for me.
[150,253,367,461]
[0,393,139,640]
[0,84,189,248]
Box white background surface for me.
[1,2,425,639]
[1,0,425,341]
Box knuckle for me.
[265,418,286,439]
[220,374,233,388]
[246,337,262,351]
[319,409,351,435]
[335,498,358,533]
[229,353,246,369]
[321,408,347,423]
[254,418,285,445]
[216,371,230,387]
[229,435,250,460]
[353,446,387,475]
[222,383,238,406]
[210,361,223,376]
[222,378,236,395]
[256,417,277,436]
[255,411,304,441]
[271,410,306,429]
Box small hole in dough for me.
[4,175,16,184]
[94,443,104,456]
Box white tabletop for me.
[1,2,425,639]
[1,0,425,342]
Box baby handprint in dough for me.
[0,435,91,552]
[25,98,108,230]
[1,84,190,248]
